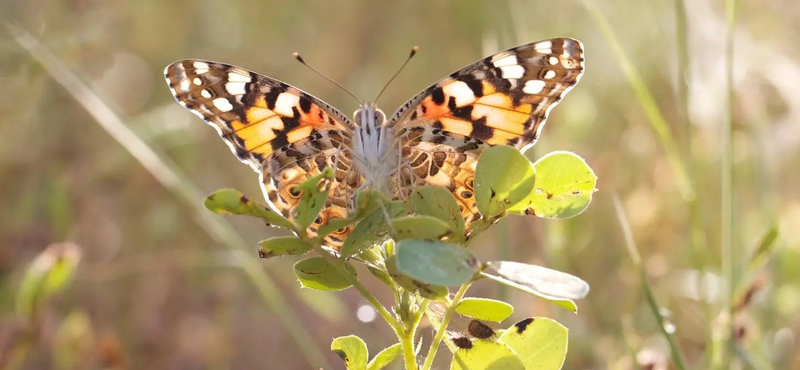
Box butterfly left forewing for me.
[389,38,585,234]
[165,60,362,248]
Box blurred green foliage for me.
[1,0,798,369]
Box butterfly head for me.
[353,102,387,130]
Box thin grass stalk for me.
[613,194,688,370]
[718,0,739,368]
[580,0,693,200]
[673,0,716,365]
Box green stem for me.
[400,325,419,370]
[311,244,401,334]
[421,283,473,370]
[311,244,428,369]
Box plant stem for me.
[400,324,419,370]
[421,283,472,370]
[312,245,401,334]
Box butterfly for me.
[164,38,584,250]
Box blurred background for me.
[1,0,798,369]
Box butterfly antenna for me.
[293,52,361,104]
[374,46,419,104]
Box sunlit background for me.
[1,0,798,369]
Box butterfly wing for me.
[165,60,362,247]
[389,38,585,235]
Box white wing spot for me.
[192,62,210,74]
[213,98,233,112]
[200,89,212,99]
[492,54,517,67]
[227,72,252,83]
[548,56,559,65]
[544,70,557,80]
[499,65,524,79]
[523,80,546,94]
[225,82,247,95]
[442,81,476,107]
[274,93,300,116]
[535,41,553,54]
[179,79,191,91]
[192,77,203,85]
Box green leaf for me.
[411,186,466,242]
[748,224,779,273]
[455,298,514,322]
[386,255,450,300]
[367,265,395,289]
[340,201,408,258]
[17,243,82,318]
[204,188,294,229]
[290,168,334,230]
[394,239,479,287]
[331,335,368,370]
[474,146,536,219]
[293,257,356,291]
[498,318,568,370]
[391,215,452,240]
[257,236,312,258]
[508,151,597,218]
[451,340,525,370]
[366,343,402,370]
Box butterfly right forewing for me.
[389,38,585,235]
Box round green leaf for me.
[498,318,568,370]
[508,151,596,218]
[386,255,449,300]
[455,298,514,322]
[450,340,525,370]
[293,257,356,291]
[394,240,479,287]
[474,146,536,219]
[366,343,402,370]
[487,261,590,300]
[411,186,466,241]
[290,168,334,230]
[391,215,452,240]
[204,188,294,229]
[257,236,312,258]
[331,335,368,370]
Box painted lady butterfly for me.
[164,38,584,250]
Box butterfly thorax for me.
[350,103,398,196]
